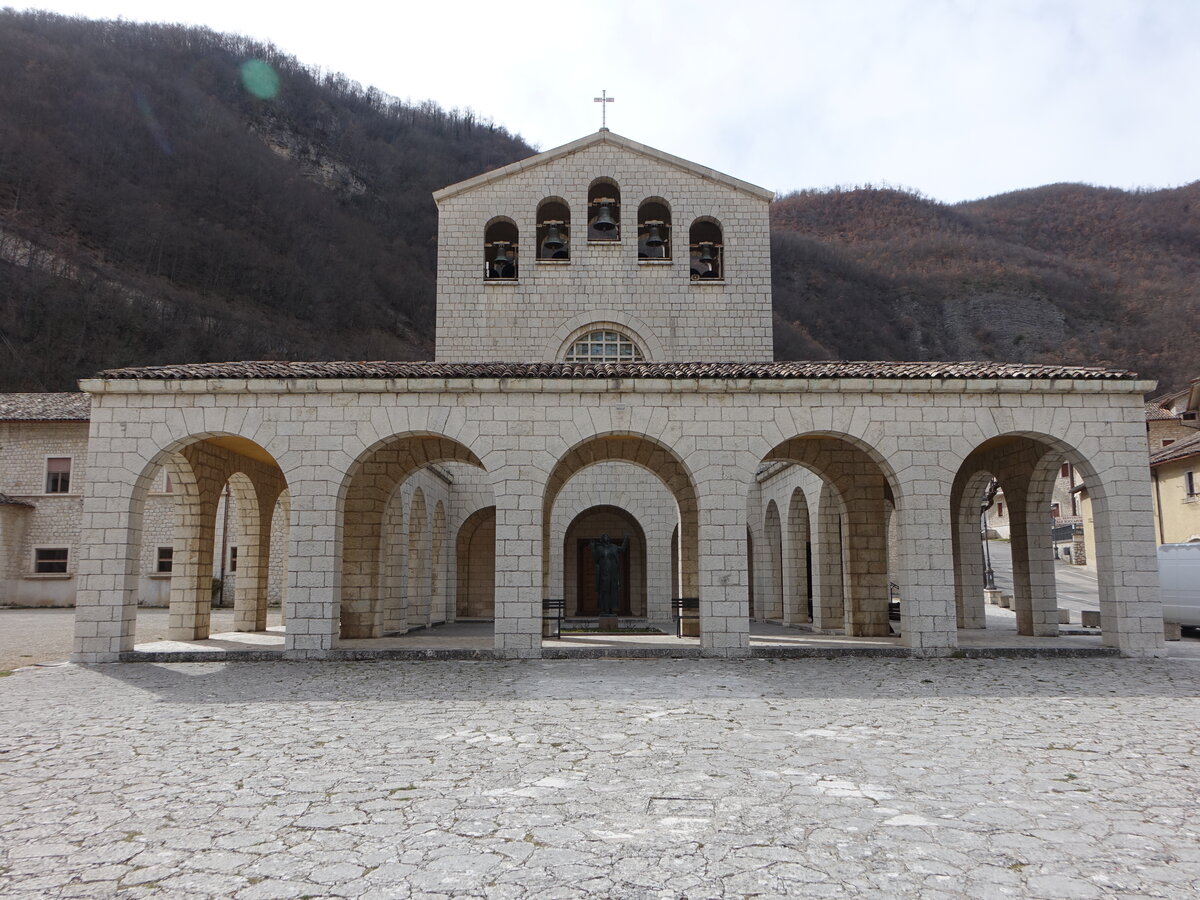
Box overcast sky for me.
[17,0,1200,202]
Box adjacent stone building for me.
[65,129,1166,661]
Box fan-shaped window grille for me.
[563,330,644,363]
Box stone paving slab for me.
[2,657,1199,899]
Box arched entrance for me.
[563,505,648,616]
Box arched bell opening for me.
[484,217,518,280]
[689,217,724,280]
[536,198,571,260]
[637,198,671,259]
[587,178,621,241]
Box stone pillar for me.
[895,484,958,656]
[953,503,987,629]
[283,467,343,659]
[233,494,275,633]
[1092,465,1166,657]
[697,477,751,657]
[492,472,543,658]
[843,487,890,637]
[72,478,140,663]
[645,525,674,629]
[811,485,845,631]
[167,487,217,641]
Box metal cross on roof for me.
[594,90,614,130]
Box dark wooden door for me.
[576,539,632,616]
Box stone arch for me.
[542,433,700,621]
[456,505,496,619]
[119,433,288,645]
[406,489,429,628]
[547,460,678,625]
[338,433,485,639]
[563,504,648,616]
[761,500,784,620]
[785,487,812,624]
[432,501,447,623]
[762,433,899,637]
[950,431,1120,640]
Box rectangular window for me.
[34,547,69,574]
[1162,439,1175,447]
[997,502,1004,517]
[45,457,71,494]
[229,546,238,572]
[156,546,174,573]
[1060,463,1071,479]
[1187,471,1197,497]
[1050,502,1061,519]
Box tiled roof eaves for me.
[93,360,1141,382]
[1150,433,1200,467]
[0,392,92,421]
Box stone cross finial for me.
[594,90,614,130]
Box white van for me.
[1159,543,1200,627]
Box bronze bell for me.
[542,222,565,252]
[491,241,514,277]
[697,241,714,264]
[592,200,617,232]
[645,221,665,248]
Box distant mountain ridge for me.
[1,11,1195,393]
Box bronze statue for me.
[591,532,629,617]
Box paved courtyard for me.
[2,656,1199,899]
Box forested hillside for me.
[0,10,532,389]
[770,183,1200,391]
[1,11,1196,393]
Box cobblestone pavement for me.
[2,658,1199,899]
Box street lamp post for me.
[981,507,996,591]
[981,478,998,591]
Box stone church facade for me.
[70,130,1166,662]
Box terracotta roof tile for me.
[1145,402,1178,421]
[0,392,92,421]
[1150,431,1200,467]
[94,360,1140,382]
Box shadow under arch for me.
[337,432,485,640]
[541,432,700,605]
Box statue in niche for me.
[590,532,630,617]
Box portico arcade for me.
[70,129,1166,661]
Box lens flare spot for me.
[240,59,280,100]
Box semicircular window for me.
[563,330,645,363]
